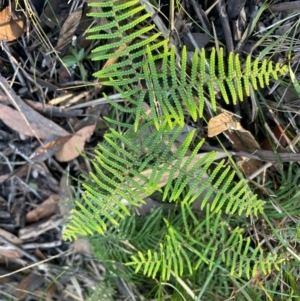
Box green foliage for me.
[85,0,287,130]
[264,163,300,218]
[63,122,264,240]
[62,47,87,81]
[84,280,115,301]
[62,0,297,299]
[126,205,284,281]
[86,0,163,83]
[63,115,286,283]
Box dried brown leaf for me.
[45,282,57,301]
[0,228,22,244]
[0,75,70,140]
[55,124,96,162]
[223,126,263,176]
[26,195,60,223]
[0,5,25,42]
[208,111,244,137]
[15,272,44,300]
[0,248,23,259]
[0,103,69,139]
[30,135,73,162]
[59,172,73,215]
[56,8,82,53]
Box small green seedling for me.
[62,47,87,81]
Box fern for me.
[63,120,264,240]
[98,42,286,130]
[63,118,276,281]
[86,0,164,83]
[89,203,284,282]
[86,0,287,130]
[63,0,293,297]
[89,208,165,283]
[264,163,300,218]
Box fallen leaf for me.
[0,228,22,244]
[75,1,104,50]
[15,272,44,300]
[0,76,70,139]
[19,215,63,240]
[0,103,69,139]
[208,111,244,137]
[59,172,73,216]
[34,248,46,260]
[45,282,57,301]
[223,127,263,176]
[56,8,82,53]
[0,4,25,41]
[58,64,72,85]
[26,195,60,223]
[0,248,23,259]
[30,135,73,162]
[208,111,264,176]
[55,124,96,162]
[262,124,289,150]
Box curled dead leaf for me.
[16,272,44,301]
[208,111,244,137]
[220,121,263,177]
[56,8,82,53]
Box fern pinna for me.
[63,0,290,296]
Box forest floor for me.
[0,0,299,300]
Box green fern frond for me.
[63,1,293,295]
[264,163,300,218]
[63,118,265,241]
[63,122,201,240]
[126,218,195,280]
[142,46,285,130]
[86,0,163,83]
[126,204,284,281]
[167,149,264,215]
[89,208,166,274]
[117,44,287,130]
[86,0,287,131]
